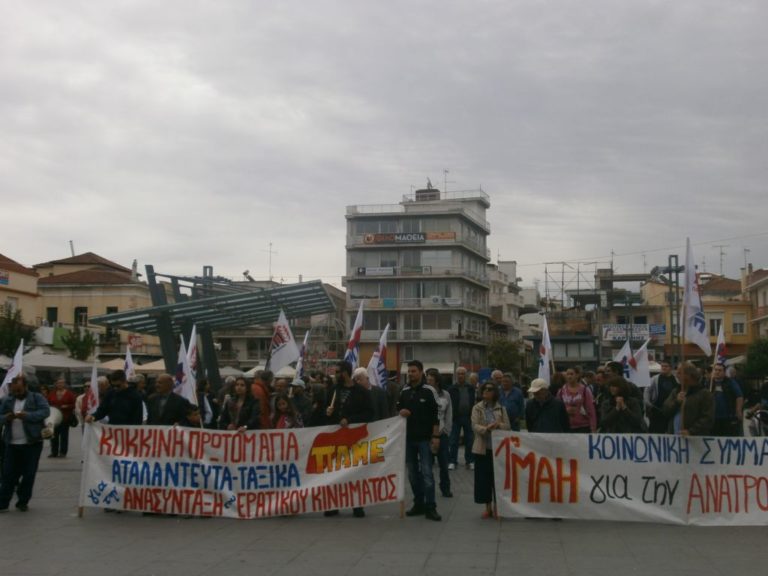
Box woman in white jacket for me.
[471,382,511,518]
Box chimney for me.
[131,259,138,281]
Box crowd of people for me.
[2,357,768,519]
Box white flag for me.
[267,310,300,373]
[0,339,24,398]
[186,324,198,377]
[344,300,364,369]
[681,238,711,355]
[295,329,310,379]
[174,337,197,404]
[124,345,136,380]
[87,357,100,415]
[367,324,390,389]
[613,340,633,379]
[537,316,553,384]
[714,323,727,365]
[630,339,652,388]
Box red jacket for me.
[48,389,77,424]
[250,380,272,430]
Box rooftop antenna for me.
[261,242,278,282]
[443,169,454,193]
[713,244,728,276]
[743,247,751,270]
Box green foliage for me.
[487,338,522,374]
[0,308,34,356]
[61,325,97,361]
[744,338,768,380]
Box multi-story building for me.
[0,254,39,324]
[744,265,768,340]
[488,260,525,341]
[33,252,161,356]
[345,186,491,373]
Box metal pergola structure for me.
[90,265,336,387]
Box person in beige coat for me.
[471,382,511,518]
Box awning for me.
[89,280,336,335]
[23,347,93,370]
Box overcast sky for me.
[2,1,767,297]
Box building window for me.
[46,307,58,326]
[708,316,723,336]
[105,306,118,341]
[732,313,746,335]
[633,315,647,325]
[74,306,88,326]
[4,297,18,314]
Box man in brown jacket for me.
[663,362,715,436]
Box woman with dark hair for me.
[272,393,303,429]
[471,381,511,518]
[218,377,261,431]
[556,367,597,433]
[600,377,645,433]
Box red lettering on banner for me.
[495,437,578,504]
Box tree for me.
[62,326,97,361]
[744,338,768,380]
[487,338,522,374]
[0,308,34,356]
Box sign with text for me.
[492,431,768,526]
[80,418,405,518]
[601,324,666,341]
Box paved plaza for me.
[2,435,767,576]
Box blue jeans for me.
[449,415,474,465]
[436,433,451,495]
[406,439,436,508]
[0,442,44,508]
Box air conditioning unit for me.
[430,295,442,305]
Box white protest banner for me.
[492,431,768,526]
[79,417,405,518]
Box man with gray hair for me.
[352,367,389,421]
[663,363,715,436]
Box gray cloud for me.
[2,0,766,288]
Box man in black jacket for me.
[397,360,441,521]
[325,361,374,518]
[526,378,570,433]
[86,370,143,426]
[147,374,191,426]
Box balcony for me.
[754,306,768,322]
[349,296,489,315]
[347,196,490,233]
[360,328,489,344]
[347,265,489,286]
[346,233,490,260]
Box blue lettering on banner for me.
[588,434,690,464]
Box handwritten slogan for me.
[492,432,768,526]
[79,417,405,518]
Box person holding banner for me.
[147,374,191,426]
[644,361,678,433]
[0,376,50,512]
[218,377,261,431]
[325,361,373,518]
[662,363,714,436]
[86,370,144,426]
[471,382,511,518]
